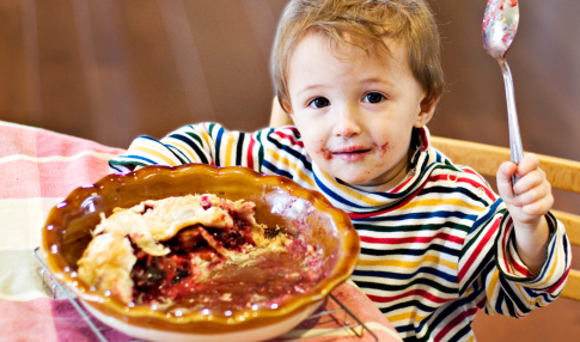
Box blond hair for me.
[271,0,443,111]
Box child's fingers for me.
[498,153,541,196]
[513,153,540,178]
[496,161,517,199]
[496,153,554,224]
[512,167,547,198]
[518,193,554,218]
[513,177,551,207]
[511,157,553,222]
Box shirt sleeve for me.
[459,205,571,318]
[108,123,263,172]
[108,122,308,178]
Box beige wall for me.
[1,1,578,340]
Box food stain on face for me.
[377,142,389,155]
[317,147,333,160]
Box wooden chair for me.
[269,98,580,301]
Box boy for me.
[110,0,571,341]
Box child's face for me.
[285,32,435,191]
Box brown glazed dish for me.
[41,164,359,341]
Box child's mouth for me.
[332,147,371,161]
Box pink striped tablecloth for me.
[0,120,401,342]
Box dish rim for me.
[41,164,360,333]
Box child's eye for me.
[363,92,386,104]
[308,97,330,109]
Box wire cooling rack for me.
[33,247,378,342]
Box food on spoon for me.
[77,194,325,312]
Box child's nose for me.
[334,105,362,139]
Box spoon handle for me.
[498,59,524,186]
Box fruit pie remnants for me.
[77,194,326,313]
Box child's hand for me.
[496,153,553,273]
[496,153,554,228]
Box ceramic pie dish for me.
[41,164,359,342]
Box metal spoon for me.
[482,0,523,183]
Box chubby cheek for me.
[369,152,390,171]
[369,141,395,168]
[303,137,331,161]
[375,141,390,155]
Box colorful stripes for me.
[109,123,572,342]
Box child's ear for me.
[281,100,293,115]
[414,97,438,128]
[270,97,294,127]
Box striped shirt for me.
[110,123,571,342]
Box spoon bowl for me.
[483,0,520,60]
[482,0,523,181]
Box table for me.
[0,120,401,342]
